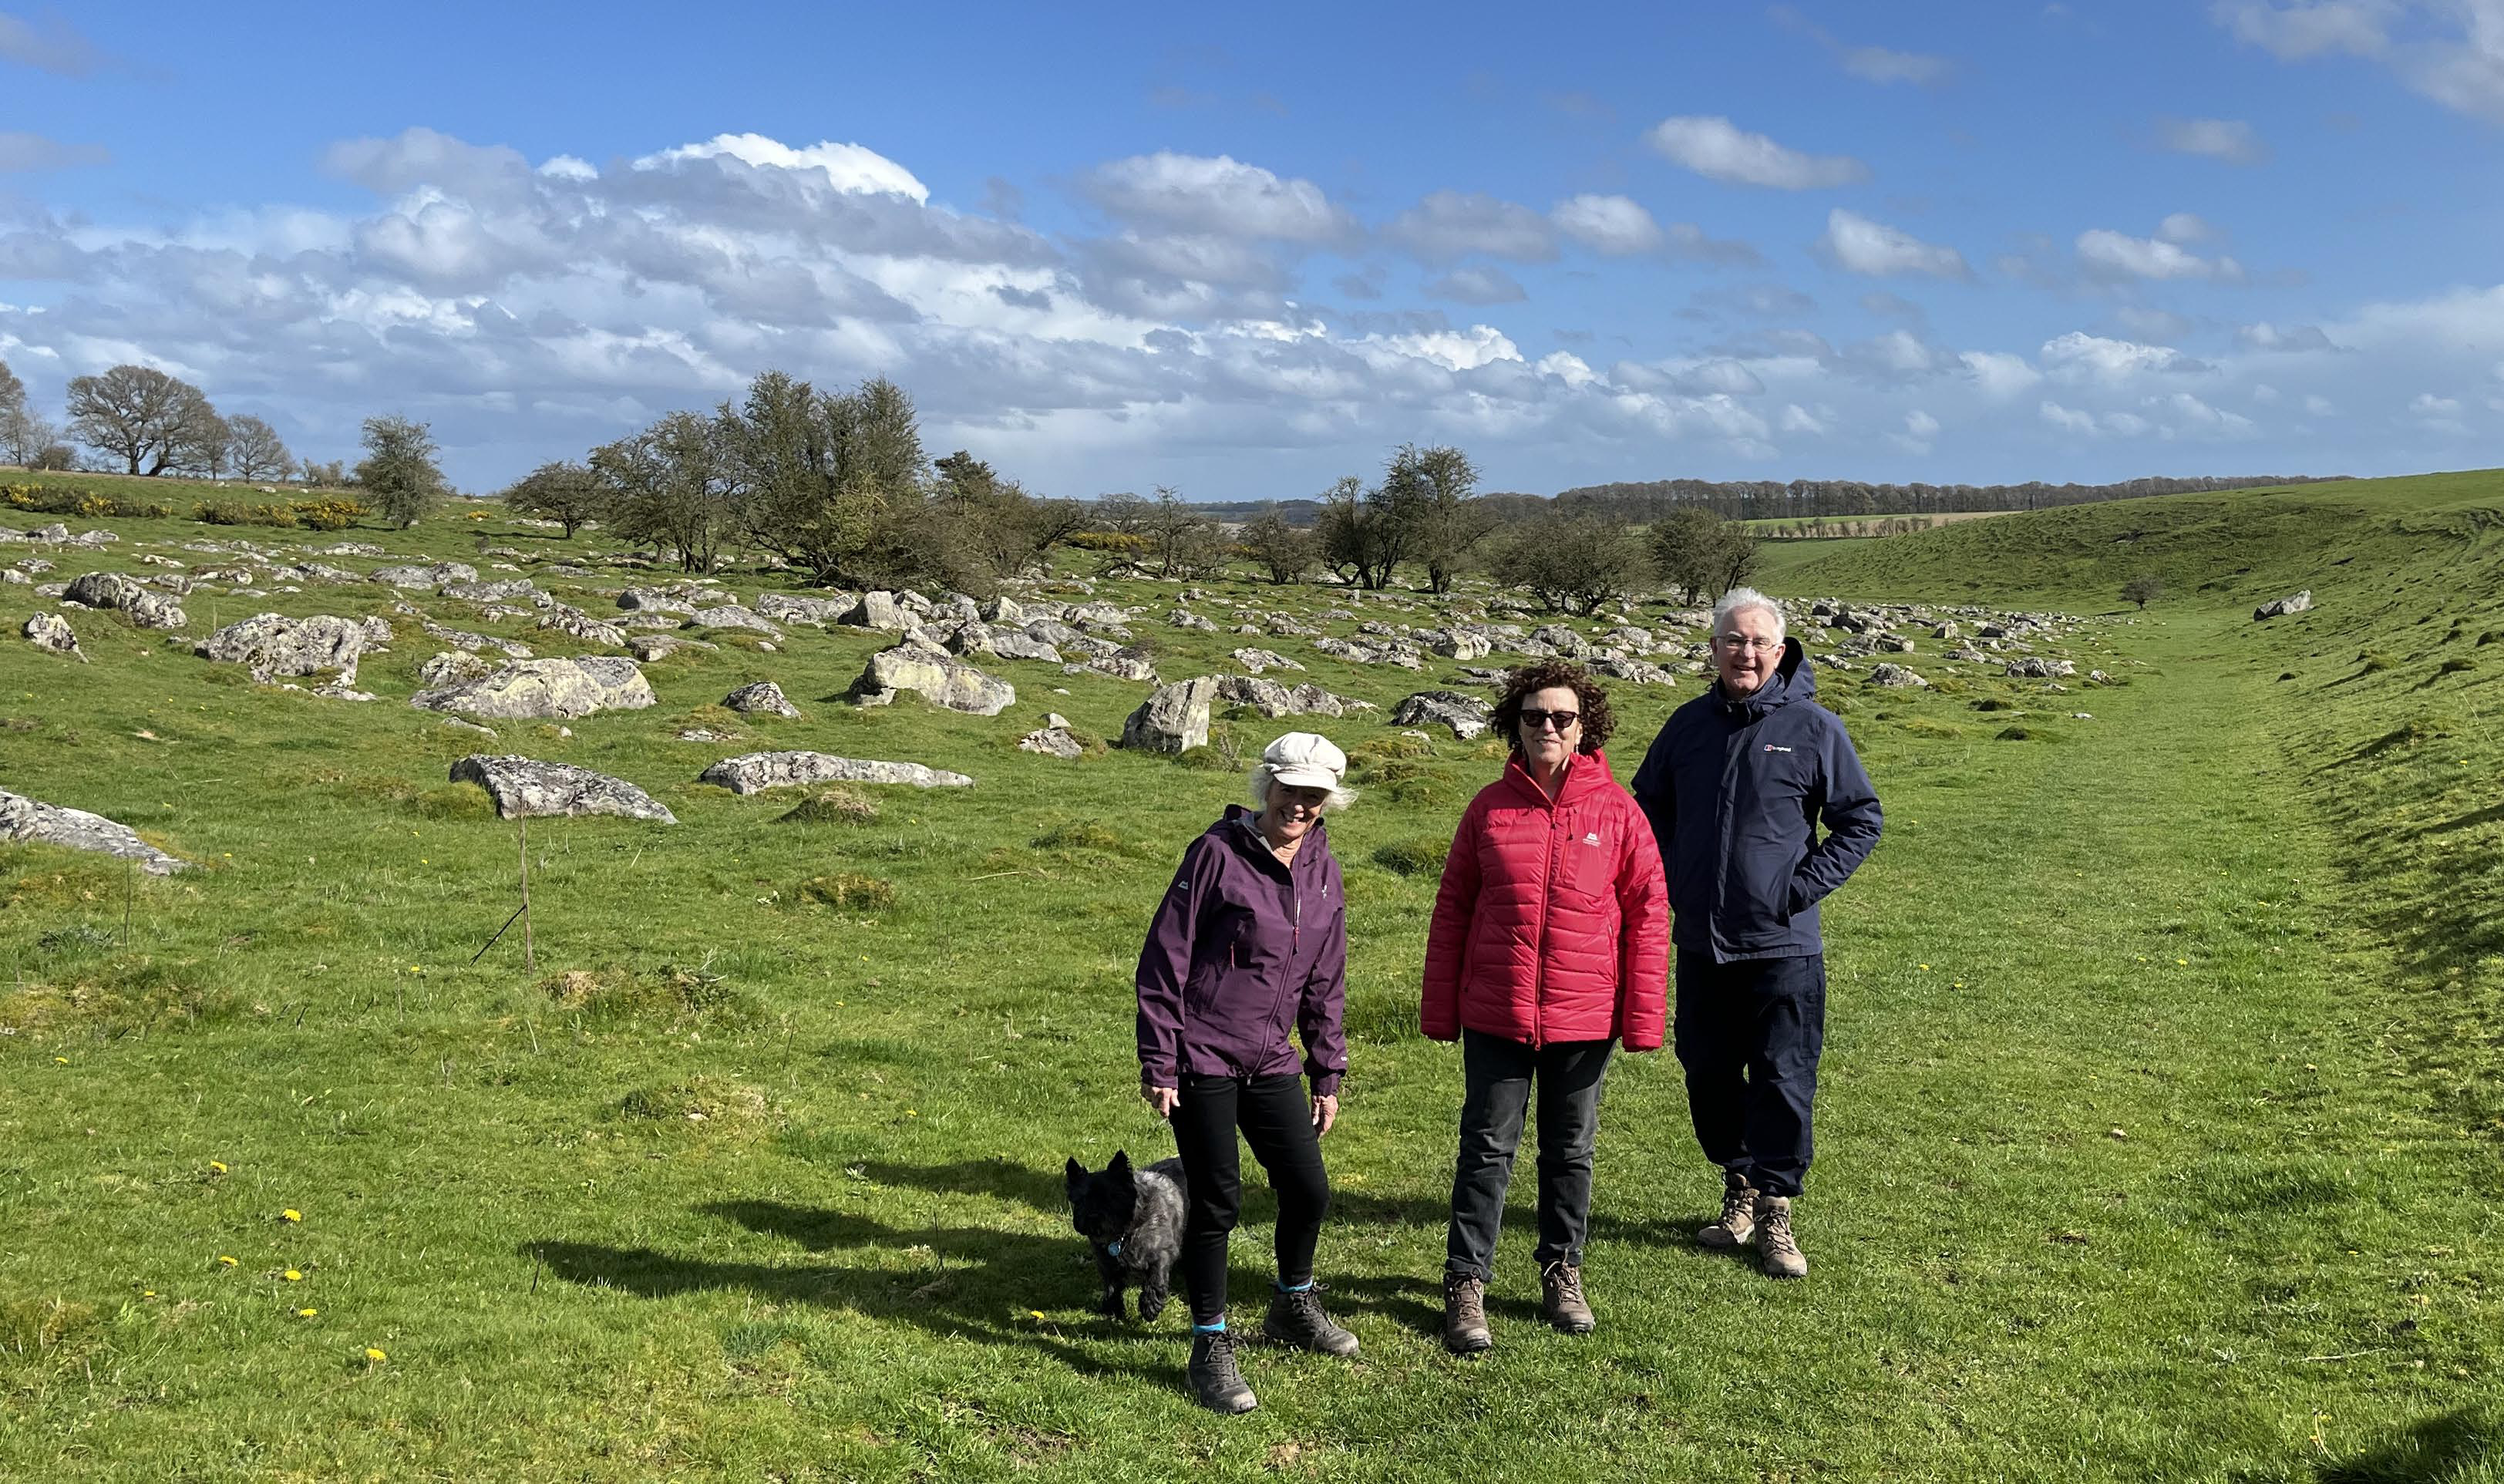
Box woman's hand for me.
[1311,1093,1338,1136]
[1143,1083,1179,1119]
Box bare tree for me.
[597,410,735,573]
[1238,506,1317,585]
[0,402,59,468]
[224,415,295,481]
[1491,513,1650,614]
[66,365,219,476]
[1315,474,1407,589]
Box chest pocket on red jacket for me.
[1563,822,1617,900]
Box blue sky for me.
[4,1,2502,499]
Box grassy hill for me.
[2,493,2499,1479]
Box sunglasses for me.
[1518,708,1580,732]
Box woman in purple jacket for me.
[1136,731,1356,1415]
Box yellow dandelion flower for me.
[1028,1309,1047,1320]
[281,1209,302,1223]
[2175,957,2188,966]
[1917,964,1930,971]
[52,1056,67,1065]
[217,1256,238,1268]
[284,1270,303,1282]
[209,1161,228,1174]
[142,1290,157,1298]
[297,1307,318,1317]
[365,1347,387,1362]
[906,1109,919,1118]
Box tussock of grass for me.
[618,1075,772,1126]
[1348,733,1435,764]
[1995,724,2047,741]
[1971,698,2020,712]
[2438,656,2478,674]
[1369,836,1450,876]
[800,873,896,910]
[1899,718,1965,739]
[1032,822,1124,853]
[779,788,879,825]
[412,784,495,820]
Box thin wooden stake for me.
[517,815,535,973]
[121,861,133,948]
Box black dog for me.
[1064,1150,1185,1321]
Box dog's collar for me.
[1106,1240,1124,1258]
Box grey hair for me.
[1250,764,1357,814]
[1712,586,1786,640]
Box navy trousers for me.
[1672,951,1826,1197]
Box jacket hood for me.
[1499,747,1620,807]
[1715,636,1812,716]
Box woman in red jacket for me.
[1421,659,1668,1354]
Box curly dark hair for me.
[1489,659,1616,758]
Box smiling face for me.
[1714,604,1786,697]
[1260,782,1332,845]
[1516,685,1584,772]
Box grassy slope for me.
[0,496,2497,1479]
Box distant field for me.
[0,469,355,500]
[1742,510,2018,537]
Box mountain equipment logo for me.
[1763,744,1795,753]
[1583,832,1600,846]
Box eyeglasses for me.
[1518,708,1580,732]
[1715,635,1782,652]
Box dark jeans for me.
[1673,951,1826,1198]
[1446,1028,1616,1279]
[1171,1073,1331,1326]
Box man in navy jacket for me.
[1631,587,1881,1278]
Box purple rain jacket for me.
[1136,805,1348,1098]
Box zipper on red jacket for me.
[1533,785,1557,1048]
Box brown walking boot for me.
[1756,1193,1808,1279]
[1539,1261,1595,1334]
[1263,1284,1358,1357]
[1698,1168,1759,1250]
[1442,1271,1492,1354]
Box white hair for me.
[1712,586,1786,640]
[1250,764,1357,814]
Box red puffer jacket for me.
[1420,750,1670,1050]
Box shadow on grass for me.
[527,1208,1182,1389]
[2314,1405,2499,1483]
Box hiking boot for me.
[1539,1261,1595,1334]
[1698,1168,1759,1250]
[1187,1328,1257,1413]
[1264,1284,1358,1357]
[1442,1271,1492,1354]
[1756,1193,1808,1280]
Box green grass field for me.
[3,473,2499,1480]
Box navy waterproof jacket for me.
[1136,806,1348,1096]
[1631,638,1883,963]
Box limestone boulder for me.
[685,605,784,638]
[2254,590,2314,621]
[1867,663,1929,688]
[370,561,478,589]
[64,571,187,630]
[845,591,910,631]
[627,632,712,661]
[1119,675,1219,753]
[443,578,537,603]
[722,681,800,718]
[0,789,186,874]
[698,750,975,794]
[410,656,656,719]
[1391,690,1493,740]
[22,611,83,661]
[1230,647,1303,675]
[848,638,1015,715]
[1018,725,1085,759]
[449,755,676,823]
[419,651,492,686]
[755,591,860,626]
[196,613,373,683]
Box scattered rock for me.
[2253,590,2314,621]
[1391,690,1493,740]
[410,656,657,720]
[370,561,479,589]
[722,681,800,717]
[1867,663,1930,688]
[845,591,910,631]
[21,611,83,661]
[684,605,784,638]
[443,577,537,603]
[196,613,372,684]
[848,638,1016,715]
[628,633,715,661]
[698,751,975,793]
[449,755,676,823]
[537,609,630,648]
[419,651,493,686]
[1119,676,1220,753]
[2004,657,2078,680]
[755,591,860,626]
[0,789,186,874]
[1231,647,1304,675]
[1018,725,1085,759]
[441,717,498,738]
[63,571,187,629]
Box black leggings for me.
[1171,1073,1331,1325]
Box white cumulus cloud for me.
[1961,349,2044,398]
[1079,152,1355,243]
[2077,228,2245,282]
[2041,331,2206,382]
[1644,116,1870,189]
[1382,190,1557,263]
[631,133,929,200]
[1817,210,1970,279]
